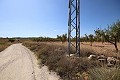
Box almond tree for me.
[88,34,94,46]
[57,33,67,43]
[94,29,105,44]
[84,34,94,46]
[95,21,120,52]
[84,34,89,42]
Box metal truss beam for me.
[68,0,80,57]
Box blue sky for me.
[81,0,120,36]
[0,0,120,38]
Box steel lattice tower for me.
[68,0,80,57]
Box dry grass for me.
[1,37,119,80]
[23,41,107,80]
[23,41,120,80]
[89,67,120,80]
[0,38,11,52]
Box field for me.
[23,41,120,80]
[0,38,31,52]
[0,38,120,80]
[81,42,120,57]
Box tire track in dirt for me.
[0,44,36,80]
[0,58,18,72]
[21,45,36,80]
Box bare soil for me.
[81,42,120,57]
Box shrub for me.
[89,67,120,80]
[8,38,15,43]
[23,42,104,80]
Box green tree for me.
[84,34,89,42]
[57,33,67,43]
[95,21,120,52]
[88,34,94,46]
[62,33,67,42]
[8,38,15,43]
[94,28,105,44]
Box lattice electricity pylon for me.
[68,0,80,57]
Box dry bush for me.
[23,41,120,80]
[0,45,8,52]
[0,39,11,52]
[80,48,96,57]
[89,67,120,80]
[23,42,103,80]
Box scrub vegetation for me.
[1,20,120,80]
[23,20,120,80]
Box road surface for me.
[0,44,60,80]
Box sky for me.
[0,0,120,38]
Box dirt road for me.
[0,44,60,80]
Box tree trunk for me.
[90,42,92,46]
[114,37,118,53]
[114,43,118,53]
[104,35,118,53]
[102,41,104,44]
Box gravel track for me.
[0,44,60,80]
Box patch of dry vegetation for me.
[23,41,120,80]
[89,67,120,80]
[0,38,11,52]
[24,42,111,80]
